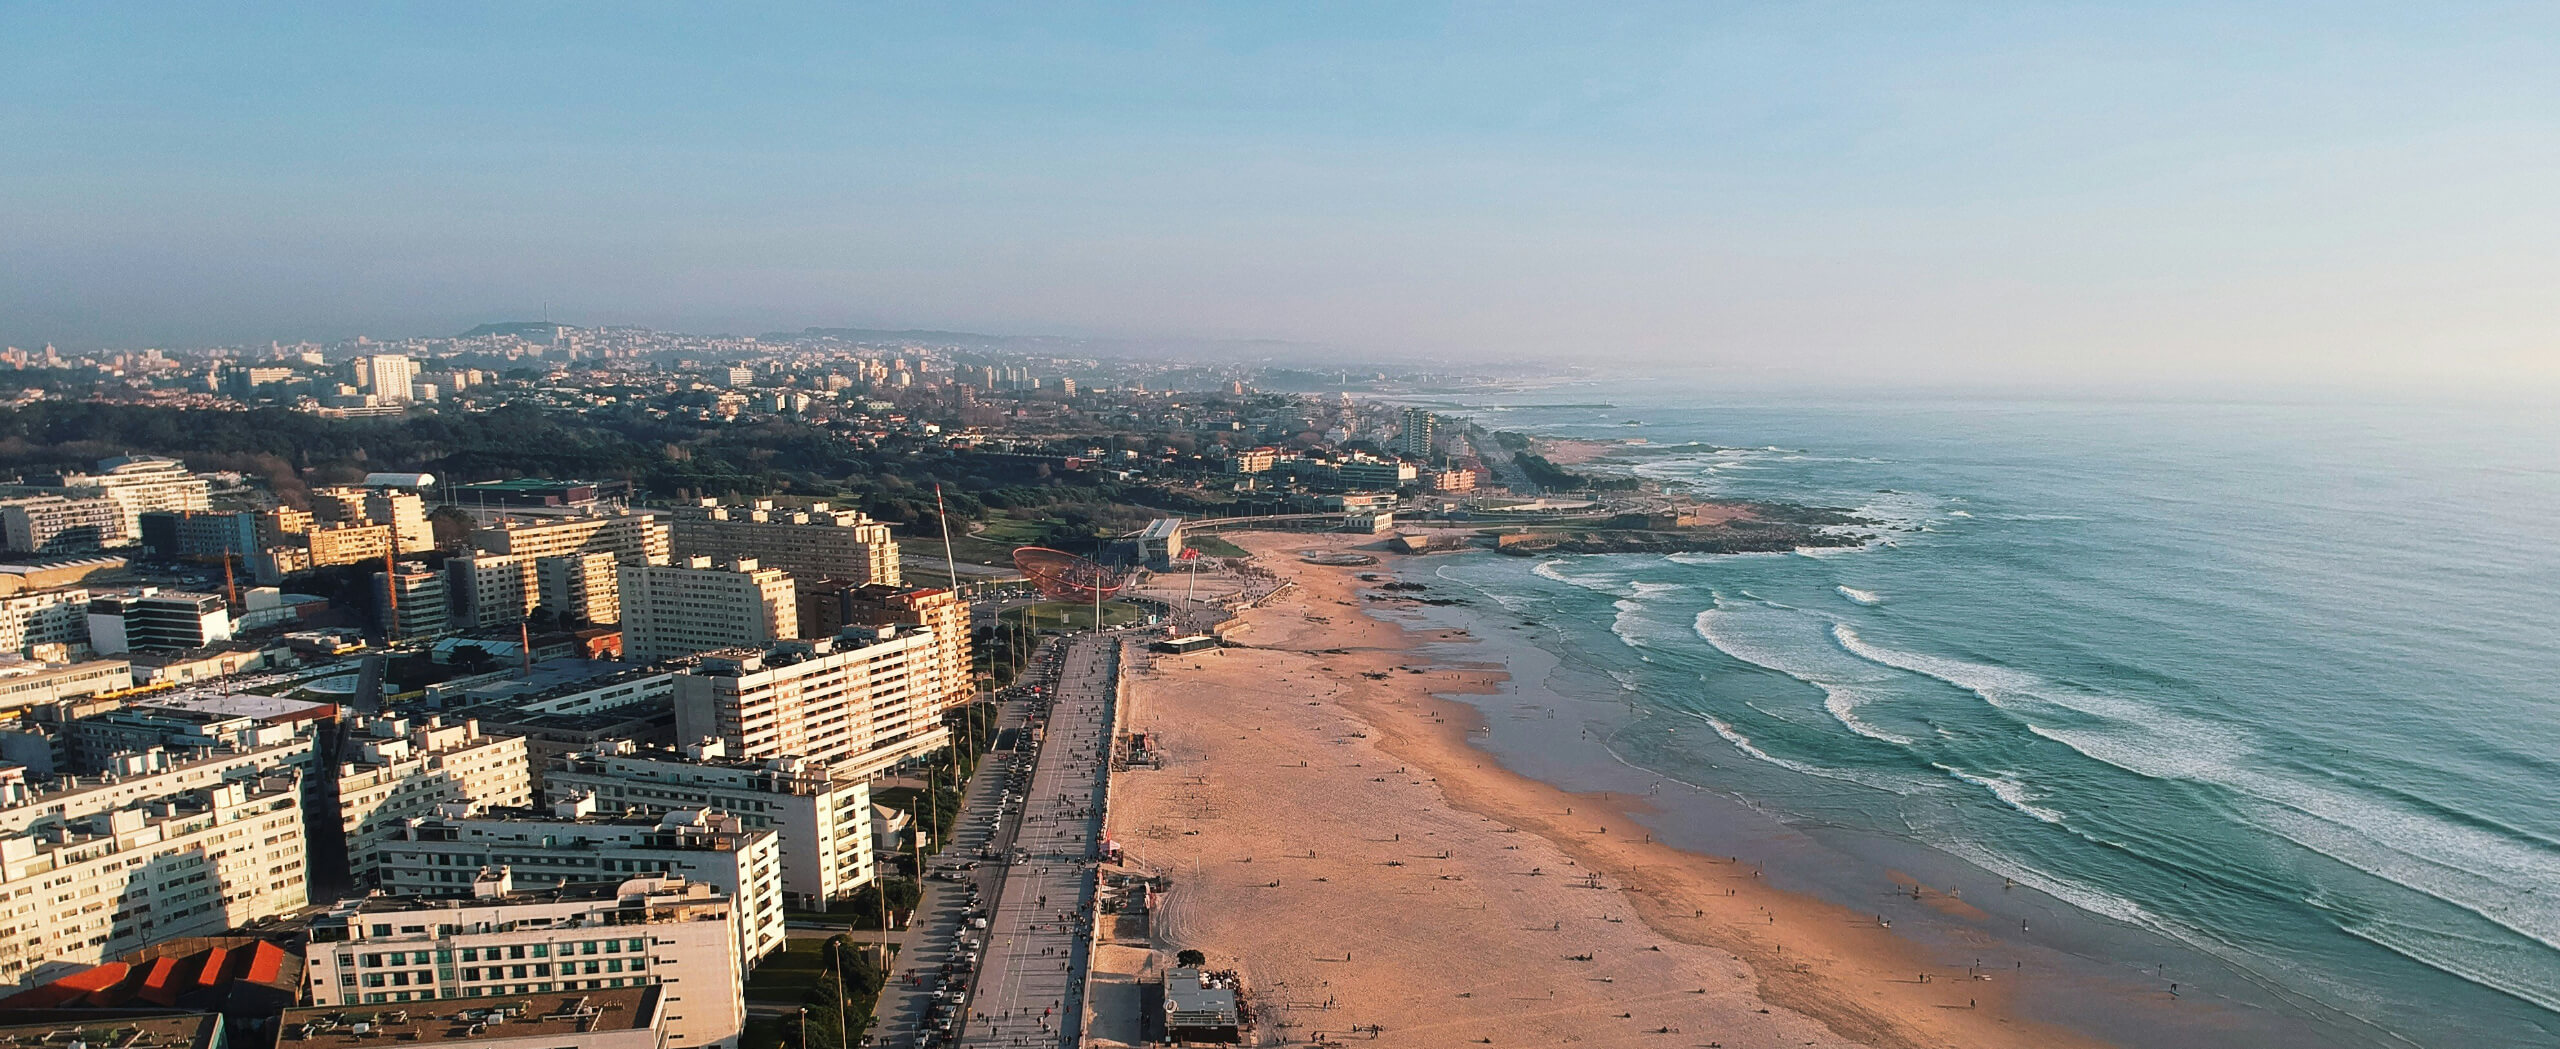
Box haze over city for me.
[5,3,2554,391]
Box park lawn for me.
[998,600,1148,631]
[745,939,832,1004]
[1184,534,1249,558]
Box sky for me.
[2,2,2554,391]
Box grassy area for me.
[1184,534,1250,558]
[999,600,1149,631]
[746,938,833,1004]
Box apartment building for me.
[617,558,796,664]
[671,629,951,780]
[452,554,541,628]
[304,874,746,1049]
[798,583,973,711]
[36,456,211,540]
[304,522,397,568]
[330,716,533,879]
[378,805,786,966]
[0,587,93,655]
[378,560,451,639]
[475,512,670,564]
[548,739,876,906]
[537,551,622,625]
[313,486,433,554]
[0,494,126,553]
[276,987,668,1049]
[668,500,900,587]
[0,764,308,986]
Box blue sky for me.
[2,3,2552,389]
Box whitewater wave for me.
[1836,586,1883,605]
[1693,603,1916,746]
[1832,625,2560,963]
[1933,762,2068,825]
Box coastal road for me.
[961,634,1120,1048]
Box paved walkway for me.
[962,635,1121,1048]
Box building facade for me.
[331,716,534,879]
[669,500,900,587]
[475,512,670,564]
[617,558,796,664]
[548,739,876,906]
[671,630,951,779]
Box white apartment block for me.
[0,495,126,553]
[332,716,533,879]
[669,500,901,587]
[0,587,92,655]
[617,558,796,664]
[378,805,786,966]
[548,739,876,906]
[0,764,308,986]
[475,512,671,564]
[538,551,623,625]
[672,629,952,780]
[40,456,211,541]
[304,874,746,1049]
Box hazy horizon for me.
[4,3,2553,392]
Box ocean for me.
[1393,384,2560,1048]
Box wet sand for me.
[1100,531,2114,1048]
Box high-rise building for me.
[668,500,900,587]
[797,583,973,711]
[0,758,309,986]
[303,522,397,567]
[315,486,434,553]
[304,874,746,1049]
[329,716,533,879]
[671,629,951,779]
[0,587,94,655]
[378,561,451,639]
[537,551,623,625]
[381,805,786,966]
[476,511,670,564]
[137,509,262,559]
[616,558,796,664]
[452,554,541,628]
[1399,407,1437,459]
[549,739,877,907]
[366,354,418,402]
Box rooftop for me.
[0,1012,219,1049]
[278,987,659,1047]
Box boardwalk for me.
[962,634,1120,1047]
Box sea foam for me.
[1836,585,1883,605]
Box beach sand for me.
[1096,530,2112,1048]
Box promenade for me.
[961,633,1120,1047]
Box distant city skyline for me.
[3,3,2553,392]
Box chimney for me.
[473,865,514,898]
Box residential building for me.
[617,558,796,664]
[1226,446,1278,474]
[303,522,397,567]
[137,509,262,559]
[668,500,900,587]
[0,762,309,986]
[1399,407,1437,459]
[0,658,129,713]
[671,629,951,779]
[304,874,745,1049]
[378,805,786,966]
[474,511,669,563]
[549,739,876,906]
[0,494,127,553]
[35,456,210,540]
[452,554,541,629]
[798,583,973,711]
[277,987,668,1049]
[1333,455,1419,491]
[0,587,93,655]
[86,590,232,654]
[365,354,418,402]
[329,716,533,879]
[314,486,434,554]
[1430,467,1480,492]
[378,561,451,639]
[537,551,622,625]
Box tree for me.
[1176,949,1206,968]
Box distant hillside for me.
[457,321,564,338]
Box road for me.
[960,634,1120,1048]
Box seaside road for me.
[961,634,1120,1048]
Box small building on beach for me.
[1162,967,1241,1043]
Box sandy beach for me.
[1092,531,2114,1049]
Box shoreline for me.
[1102,531,2119,1048]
